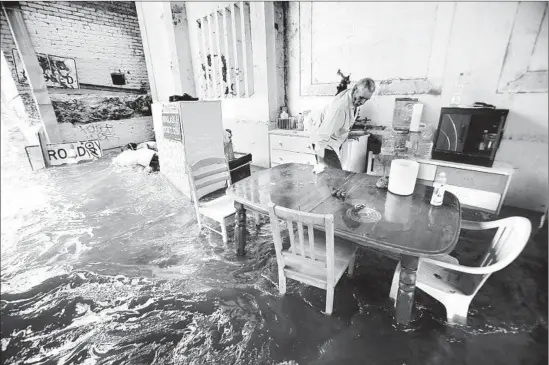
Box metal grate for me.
[196,2,254,99]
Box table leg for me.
[234,202,247,256]
[395,255,419,326]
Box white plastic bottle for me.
[430,172,447,206]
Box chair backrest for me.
[478,217,532,271]
[267,202,336,285]
[465,216,532,295]
[188,157,231,202]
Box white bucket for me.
[341,134,369,173]
[387,159,419,196]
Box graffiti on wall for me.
[11,49,79,89]
[77,123,119,142]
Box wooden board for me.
[270,133,314,154]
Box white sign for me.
[46,140,103,166]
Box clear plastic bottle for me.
[407,131,421,155]
[430,172,447,206]
[381,127,396,155]
[450,73,465,107]
[414,128,434,159]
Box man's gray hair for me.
[355,78,376,93]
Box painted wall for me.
[58,116,154,150]
[286,2,548,212]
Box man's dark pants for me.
[313,145,342,169]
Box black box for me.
[229,153,252,183]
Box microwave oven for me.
[432,107,509,167]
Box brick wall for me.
[1,1,149,91]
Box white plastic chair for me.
[389,217,532,325]
[268,202,357,315]
[188,157,235,244]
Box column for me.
[3,5,61,143]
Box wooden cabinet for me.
[269,129,316,167]
[413,158,514,215]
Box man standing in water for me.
[308,78,376,169]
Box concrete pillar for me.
[135,1,196,103]
[171,2,196,96]
[1,49,39,144]
[2,5,61,143]
[259,1,281,122]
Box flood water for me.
[1,118,547,365]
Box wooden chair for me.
[188,157,236,244]
[267,202,358,315]
[389,217,532,324]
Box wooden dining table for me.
[226,163,461,326]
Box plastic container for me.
[414,128,434,159]
[380,127,396,155]
[430,172,447,206]
[407,131,421,155]
[278,107,290,129]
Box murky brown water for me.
[1,118,547,365]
